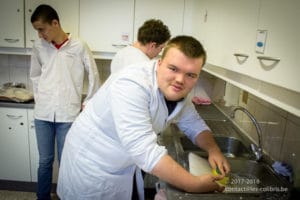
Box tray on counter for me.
[0,87,33,103]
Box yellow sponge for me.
[212,167,229,186]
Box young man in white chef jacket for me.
[110,19,171,74]
[57,35,230,200]
[30,4,100,200]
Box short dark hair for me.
[137,19,171,46]
[31,4,60,24]
[161,35,207,66]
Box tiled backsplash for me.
[0,54,111,94]
[0,54,31,90]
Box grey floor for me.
[0,190,58,200]
[0,190,156,200]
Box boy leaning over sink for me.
[57,35,230,200]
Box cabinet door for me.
[0,107,30,181]
[217,0,260,75]
[182,0,223,65]
[257,0,300,92]
[189,0,260,73]
[134,0,184,40]
[80,0,134,52]
[25,0,79,48]
[0,0,25,48]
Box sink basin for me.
[226,159,290,193]
[166,157,291,200]
[180,135,252,158]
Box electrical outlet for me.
[242,91,248,104]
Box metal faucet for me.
[230,106,263,161]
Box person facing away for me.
[57,35,230,200]
[110,19,171,74]
[29,4,100,200]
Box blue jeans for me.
[34,119,72,200]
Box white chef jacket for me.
[30,34,100,122]
[57,61,210,200]
[110,45,149,74]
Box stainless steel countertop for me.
[0,100,34,109]
[160,104,291,200]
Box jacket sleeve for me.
[82,42,100,105]
[30,45,42,101]
[176,100,211,144]
[110,76,167,172]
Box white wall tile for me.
[261,107,286,160]
[8,55,28,87]
[0,54,10,85]
[281,120,300,187]
[0,54,31,89]
[95,59,111,84]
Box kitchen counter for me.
[0,100,34,109]
[0,94,88,109]
[159,103,291,200]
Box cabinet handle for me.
[6,114,23,119]
[234,53,249,64]
[30,121,35,128]
[112,44,127,48]
[233,53,249,58]
[4,38,20,43]
[257,56,280,62]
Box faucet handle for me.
[251,143,263,161]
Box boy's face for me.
[157,47,203,101]
[32,19,59,43]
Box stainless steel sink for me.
[166,157,291,199]
[226,159,290,193]
[179,135,252,158]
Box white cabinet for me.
[195,0,300,93]
[183,0,223,65]
[79,0,134,52]
[0,0,25,48]
[25,0,79,48]
[216,0,260,76]
[0,107,58,182]
[256,0,300,92]
[0,0,79,48]
[134,0,184,40]
[0,107,31,181]
[188,0,259,73]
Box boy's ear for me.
[51,19,60,27]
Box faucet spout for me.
[230,106,263,160]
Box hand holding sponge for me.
[212,167,229,186]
